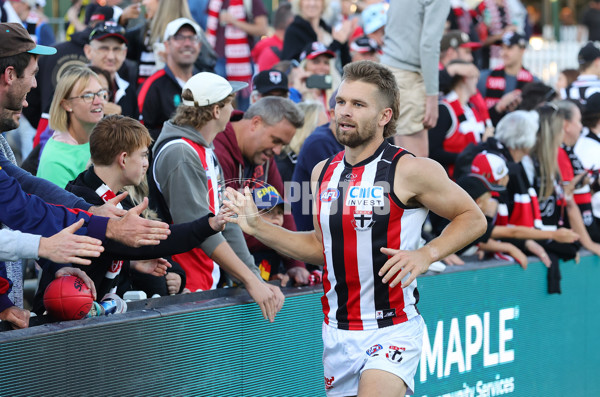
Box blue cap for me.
[252,186,285,209]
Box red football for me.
[43,275,94,320]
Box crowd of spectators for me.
[1,0,600,330]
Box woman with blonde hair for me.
[281,0,354,65]
[37,66,106,188]
[276,100,328,183]
[527,103,600,292]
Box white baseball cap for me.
[163,17,202,42]
[470,152,509,185]
[182,72,248,107]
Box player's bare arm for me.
[223,161,326,266]
[379,156,486,288]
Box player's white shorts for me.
[322,315,424,396]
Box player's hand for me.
[106,197,171,247]
[131,258,171,277]
[55,267,97,300]
[166,272,182,295]
[223,187,262,235]
[379,247,431,288]
[39,219,104,265]
[0,306,30,329]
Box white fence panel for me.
[523,40,582,86]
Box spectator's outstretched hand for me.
[0,306,30,329]
[55,266,97,300]
[106,197,171,247]
[524,239,552,268]
[131,258,171,277]
[39,219,104,265]
[287,266,310,285]
[89,192,128,218]
[211,208,234,232]
[442,253,464,266]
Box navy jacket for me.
[0,167,107,312]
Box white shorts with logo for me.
[322,315,425,396]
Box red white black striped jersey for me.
[316,142,428,331]
[560,75,600,104]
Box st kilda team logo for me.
[386,346,405,363]
[352,209,375,231]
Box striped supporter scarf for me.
[205,0,252,87]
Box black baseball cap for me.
[583,92,600,116]
[89,21,127,44]
[89,6,114,24]
[350,36,380,53]
[501,32,527,48]
[253,70,289,95]
[456,174,504,201]
[441,30,482,52]
[300,42,335,61]
[0,22,56,57]
[578,41,600,65]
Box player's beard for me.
[335,118,378,149]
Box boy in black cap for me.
[350,36,381,63]
[561,42,600,104]
[250,69,289,104]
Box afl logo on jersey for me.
[320,188,340,202]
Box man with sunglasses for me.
[84,21,138,119]
[138,18,202,141]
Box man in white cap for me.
[139,17,203,140]
[150,72,284,322]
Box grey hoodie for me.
[153,121,260,277]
